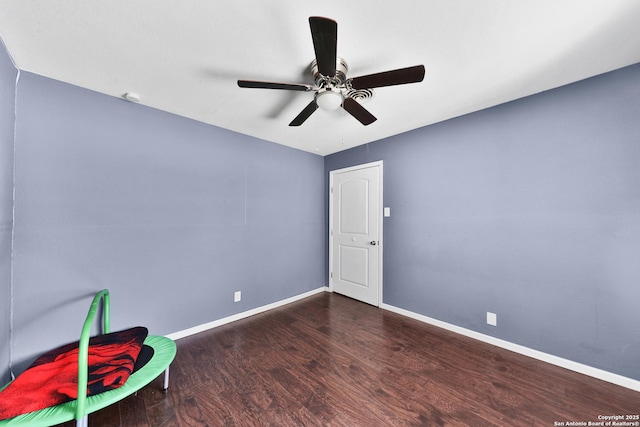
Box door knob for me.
[370,241,377,246]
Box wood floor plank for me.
[53,292,639,426]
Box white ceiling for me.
[1,1,640,156]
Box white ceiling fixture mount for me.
[237,17,425,127]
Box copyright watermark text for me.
[554,415,640,426]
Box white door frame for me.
[329,160,383,306]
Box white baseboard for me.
[166,287,329,341]
[164,288,639,392]
[381,303,640,393]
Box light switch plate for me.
[384,207,391,217]
[487,312,497,326]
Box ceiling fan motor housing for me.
[311,57,348,87]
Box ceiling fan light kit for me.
[315,88,343,111]
[237,16,425,126]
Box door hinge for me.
[330,272,333,278]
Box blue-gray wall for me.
[3,34,639,384]
[326,63,640,381]
[0,41,17,383]
[7,71,325,373]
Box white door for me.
[330,162,382,306]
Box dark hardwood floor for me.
[59,292,639,426]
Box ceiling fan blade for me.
[289,101,319,126]
[238,80,314,91]
[342,97,377,126]
[349,65,425,90]
[309,17,337,77]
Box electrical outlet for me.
[234,291,241,302]
[487,312,497,326]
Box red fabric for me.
[0,327,147,420]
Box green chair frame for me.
[0,290,177,427]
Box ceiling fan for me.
[237,17,426,126]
